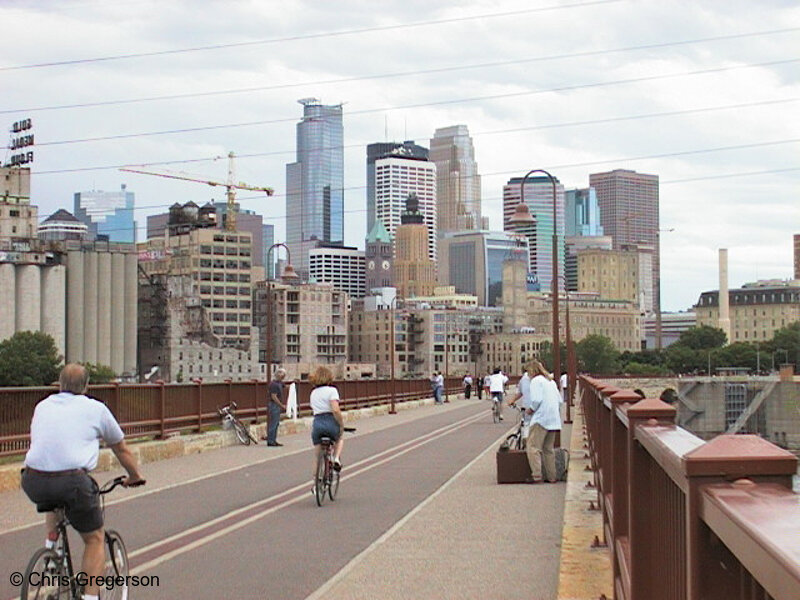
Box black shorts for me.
[21,469,103,533]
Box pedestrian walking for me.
[476,373,483,400]
[263,367,287,446]
[463,374,473,399]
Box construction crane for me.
[121,151,273,231]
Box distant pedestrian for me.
[437,372,447,402]
[483,372,492,400]
[476,373,483,400]
[559,372,568,404]
[264,367,286,446]
[430,372,442,404]
[463,374,473,399]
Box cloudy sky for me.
[2,0,798,312]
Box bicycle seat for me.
[319,436,333,445]
[36,502,65,513]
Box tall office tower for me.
[429,125,487,237]
[565,187,603,237]
[503,175,565,293]
[374,153,437,261]
[308,244,366,299]
[794,234,799,280]
[589,169,660,316]
[366,141,428,236]
[394,194,437,298]
[74,184,137,243]
[365,219,393,292]
[438,231,527,307]
[286,98,344,277]
[262,224,275,278]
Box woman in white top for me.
[525,359,562,483]
[309,365,345,472]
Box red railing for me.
[580,375,800,600]
[0,377,464,457]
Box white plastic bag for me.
[286,382,298,420]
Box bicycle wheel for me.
[233,420,251,445]
[492,401,499,424]
[328,465,340,501]
[314,450,327,506]
[104,530,129,600]
[21,547,70,600]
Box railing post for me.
[157,379,166,439]
[194,378,203,433]
[252,379,260,424]
[683,435,798,600]
[625,398,677,600]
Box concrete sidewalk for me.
[309,422,572,600]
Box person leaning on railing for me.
[21,363,145,600]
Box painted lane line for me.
[305,426,513,600]
[129,411,489,575]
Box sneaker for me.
[333,459,342,472]
[499,416,504,421]
[267,442,283,447]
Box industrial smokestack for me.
[718,248,731,343]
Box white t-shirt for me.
[24,392,124,471]
[463,376,473,386]
[488,372,508,393]
[310,385,340,415]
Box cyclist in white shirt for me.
[309,365,345,473]
[488,368,509,421]
[22,364,145,600]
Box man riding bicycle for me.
[21,364,145,600]
[487,368,509,421]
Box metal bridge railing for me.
[580,374,800,600]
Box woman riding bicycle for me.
[309,365,345,474]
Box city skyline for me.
[1,1,798,311]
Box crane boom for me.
[120,152,273,231]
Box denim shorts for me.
[311,413,341,445]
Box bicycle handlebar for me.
[100,476,146,494]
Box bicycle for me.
[491,392,505,424]
[218,401,258,446]
[503,405,528,451]
[314,426,356,507]
[20,475,144,600]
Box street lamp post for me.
[555,274,574,424]
[519,169,561,388]
[388,293,400,414]
[265,243,299,381]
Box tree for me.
[714,343,758,373]
[83,363,116,384]
[0,331,62,386]
[576,334,620,374]
[767,321,800,367]
[664,344,703,374]
[675,325,727,350]
[622,361,669,376]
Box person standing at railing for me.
[475,372,484,400]
[263,367,287,447]
[463,374,473,399]
[524,360,562,484]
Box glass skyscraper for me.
[73,184,136,243]
[286,99,344,277]
[565,187,603,237]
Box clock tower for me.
[365,219,393,292]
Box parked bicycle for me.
[314,427,356,507]
[21,475,144,600]
[218,401,258,446]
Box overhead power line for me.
[29,59,800,148]
[0,0,623,72]
[3,27,796,114]
[28,98,800,175]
